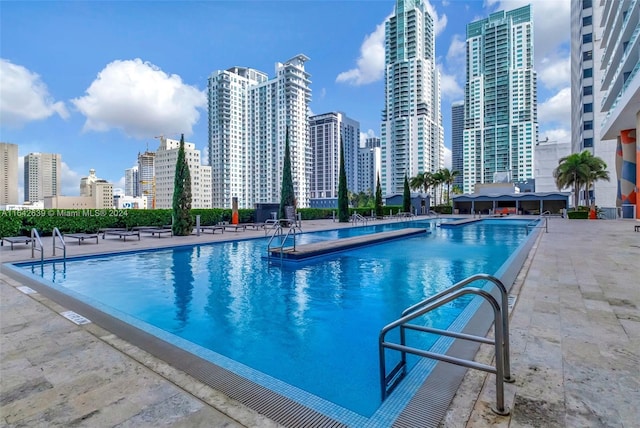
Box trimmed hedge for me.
[567,210,589,219]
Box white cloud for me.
[446,34,466,65]
[336,19,388,86]
[538,86,571,128]
[61,162,82,196]
[72,58,206,139]
[444,146,452,169]
[539,128,571,144]
[0,59,69,128]
[337,1,447,86]
[538,57,570,90]
[439,67,464,100]
[360,129,378,146]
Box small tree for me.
[375,174,383,217]
[279,126,296,219]
[403,174,411,213]
[172,134,193,236]
[338,136,349,222]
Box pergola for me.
[452,192,571,215]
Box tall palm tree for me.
[410,171,435,207]
[432,170,445,205]
[553,151,591,208]
[438,168,460,205]
[582,151,610,206]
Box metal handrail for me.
[30,228,44,263]
[266,223,300,259]
[526,211,549,233]
[379,273,514,416]
[351,213,368,226]
[52,227,66,259]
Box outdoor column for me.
[620,128,637,218]
[539,199,543,213]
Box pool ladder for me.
[266,223,301,260]
[378,273,514,416]
[30,227,66,267]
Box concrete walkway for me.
[1,217,639,427]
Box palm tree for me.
[582,151,610,206]
[553,151,591,208]
[438,168,460,205]
[409,171,432,194]
[431,170,445,205]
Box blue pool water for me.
[19,219,532,418]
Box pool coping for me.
[2,218,542,427]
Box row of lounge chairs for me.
[0,222,272,250]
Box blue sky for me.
[0,0,570,201]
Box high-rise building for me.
[308,112,360,207]
[570,0,617,208]
[0,142,19,205]
[124,166,139,197]
[463,5,538,194]
[451,101,464,189]
[23,152,61,203]
[208,55,311,209]
[358,137,381,196]
[381,0,444,196]
[137,151,155,205]
[154,137,212,209]
[597,0,639,218]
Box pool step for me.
[268,228,428,261]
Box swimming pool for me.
[10,218,537,425]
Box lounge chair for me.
[1,236,32,250]
[64,232,99,245]
[200,225,225,234]
[139,227,173,238]
[103,229,140,241]
[224,224,246,232]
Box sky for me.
[0,0,571,201]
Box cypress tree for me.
[279,126,296,219]
[338,136,349,222]
[172,134,193,236]
[375,174,383,218]
[403,174,411,213]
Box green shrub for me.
[567,210,589,219]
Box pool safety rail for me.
[379,273,514,416]
[30,228,44,263]
[351,212,368,226]
[526,211,550,234]
[52,227,66,259]
[266,222,302,260]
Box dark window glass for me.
[583,68,593,78]
[584,85,593,96]
[583,15,592,26]
[583,0,592,8]
[583,33,593,43]
[584,103,593,113]
[583,50,593,61]
[584,121,593,130]
[584,138,593,148]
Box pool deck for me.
[1,216,639,427]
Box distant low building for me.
[113,194,147,209]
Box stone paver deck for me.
[1,217,639,427]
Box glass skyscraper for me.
[381,0,444,196]
[463,5,538,194]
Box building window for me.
[584,103,593,113]
[583,85,593,96]
[584,120,593,130]
[583,0,592,8]
[583,50,592,61]
[583,68,593,78]
[583,33,592,43]
[583,15,592,26]
[584,138,593,148]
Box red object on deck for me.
[232,211,239,224]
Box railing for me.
[30,228,44,263]
[526,211,549,233]
[351,213,368,226]
[379,273,513,416]
[52,227,66,259]
[266,222,301,260]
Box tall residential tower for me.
[463,5,538,194]
[381,0,444,196]
[208,55,311,209]
[308,112,360,208]
[0,142,19,205]
[23,152,61,203]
